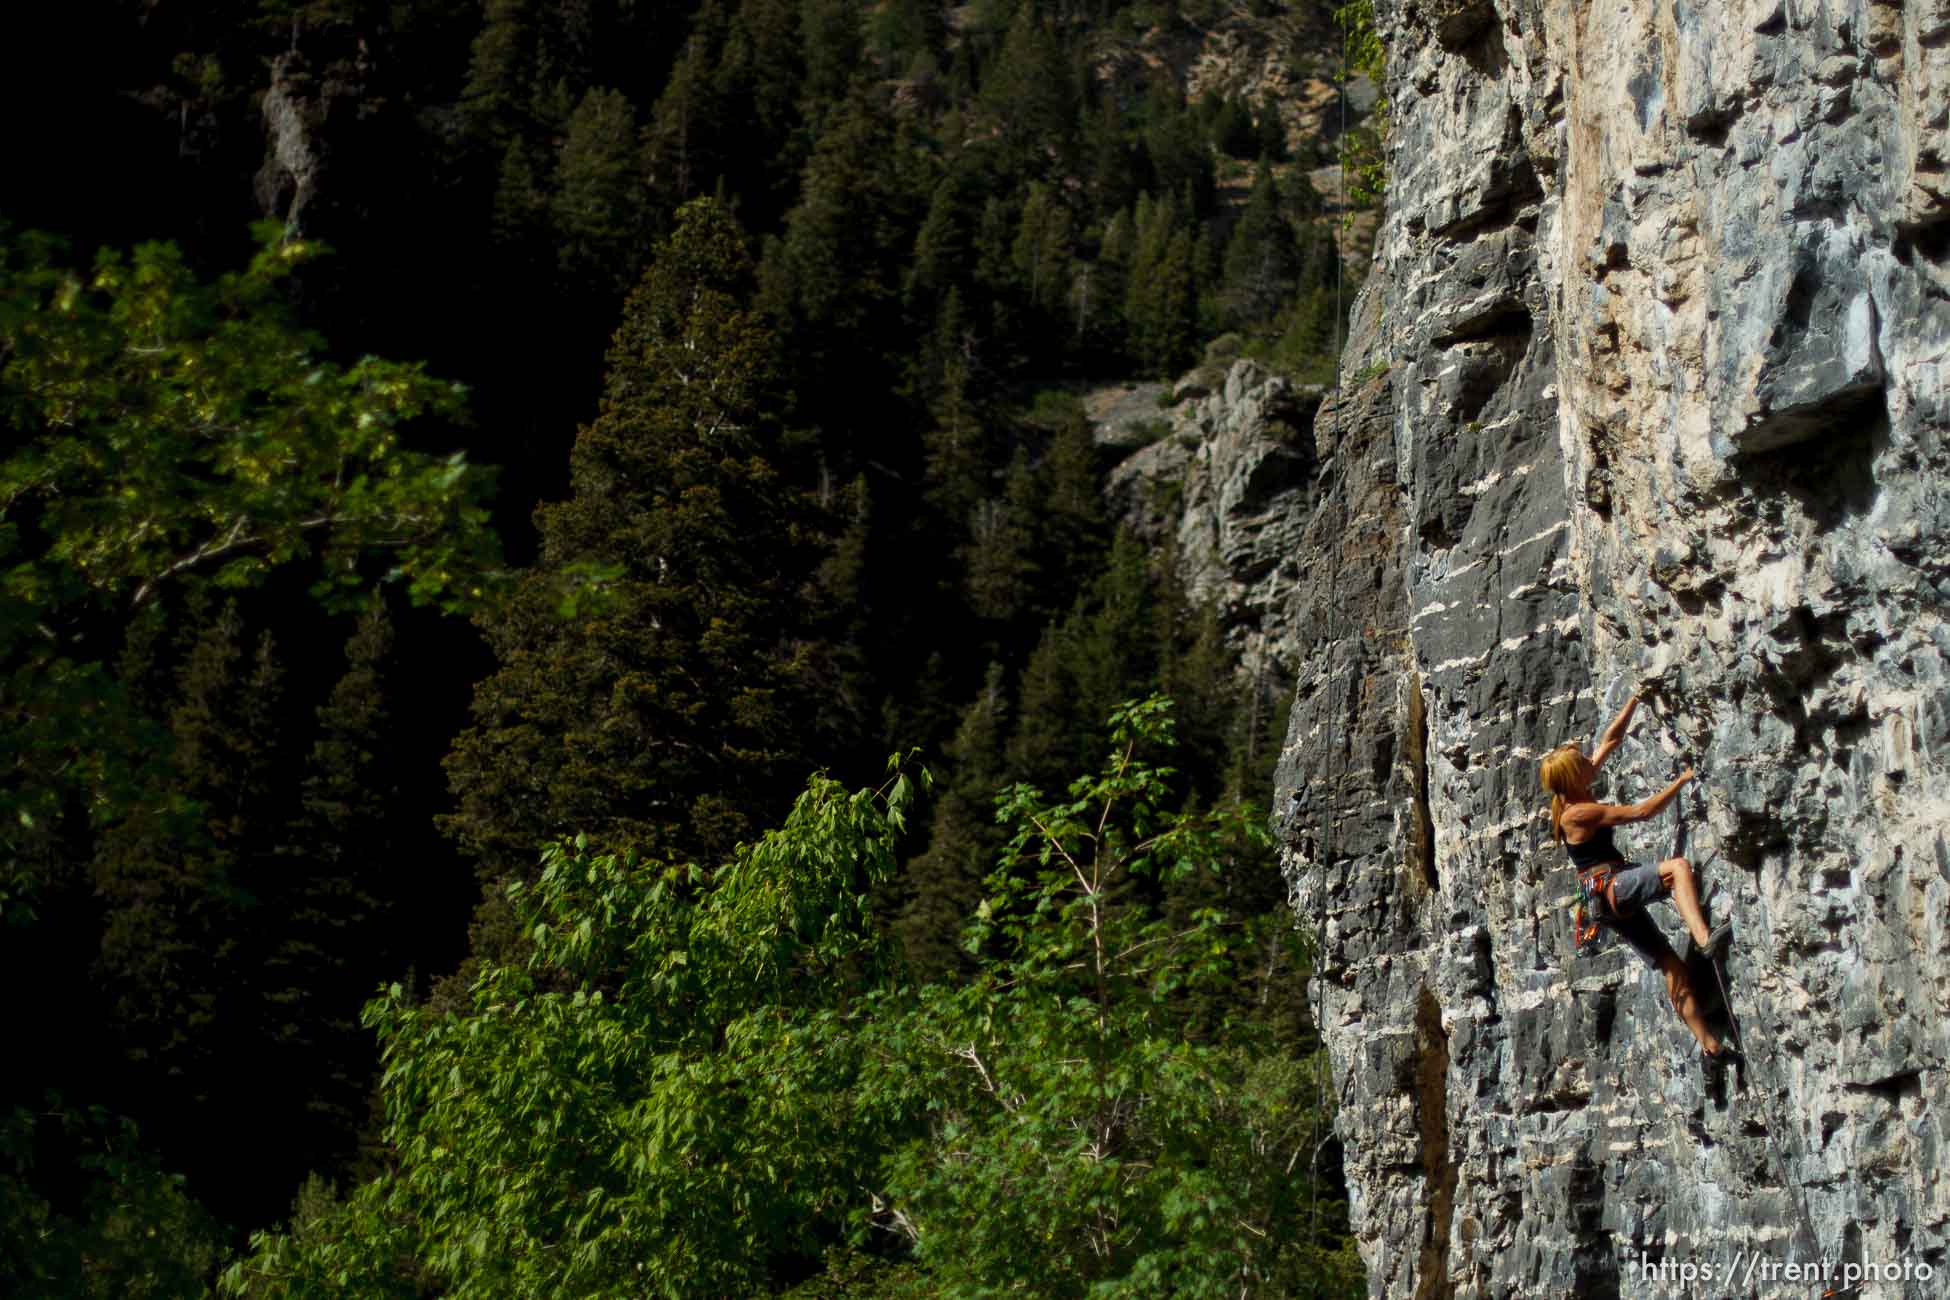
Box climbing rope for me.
[1651,700,1837,1294]
[1301,28,1354,1296]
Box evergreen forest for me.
[2,0,1381,1293]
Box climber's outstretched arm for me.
[1589,691,1641,770]
[1565,770,1697,829]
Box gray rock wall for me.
[1104,360,1324,693]
[1277,1,1950,1296]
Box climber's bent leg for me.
[1658,855,1712,949]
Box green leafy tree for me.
[0,225,499,920]
[866,697,1358,1297]
[225,761,926,1299]
[1337,0,1390,205]
[229,702,1359,1298]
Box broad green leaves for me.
[227,702,1358,1297]
[1,225,499,622]
[0,224,501,917]
[227,764,924,1300]
[864,696,1353,1298]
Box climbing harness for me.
[1571,863,1618,947]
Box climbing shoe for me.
[1702,1042,1744,1073]
[1684,921,1732,963]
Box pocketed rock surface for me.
[1274,1,1950,1295]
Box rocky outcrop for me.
[1086,9,1356,163]
[1276,1,1950,1297]
[255,42,381,235]
[1104,360,1324,692]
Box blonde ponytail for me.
[1540,744,1585,844]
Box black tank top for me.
[1566,824,1623,870]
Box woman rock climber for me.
[1539,692,1739,1069]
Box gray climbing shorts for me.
[1607,861,1666,912]
[1599,861,1676,970]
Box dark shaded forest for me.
[2,0,1376,1293]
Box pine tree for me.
[444,199,822,959]
[920,290,992,527]
[713,0,807,222]
[552,86,647,295]
[92,603,273,1074]
[1011,181,1075,328]
[1273,215,1349,380]
[806,473,878,755]
[460,0,541,148]
[971,192,1021,346]
[1208,94,1256,159]
[760,82,919,445]
[868,0,950,76]
[87,602,314,1222]
[490,133,555,272]
[1082,92,1148,224]
[1001,532,1166,794]
[1140,92,1216,219]
[977,6,1075,177]
[646,20,729,209]
[1221,165,1298,329]
[895,660,1012,976]
[1034,401,1107,598]
[1255,98,1289,162]
[799,0,867,137]
[963,450,1041,626]
[906,170,976,317]
[271,601,405,1165]
[1125,193,1198,373]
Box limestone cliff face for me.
[1103,361,1323,693]
[1276,1,1950,1296]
